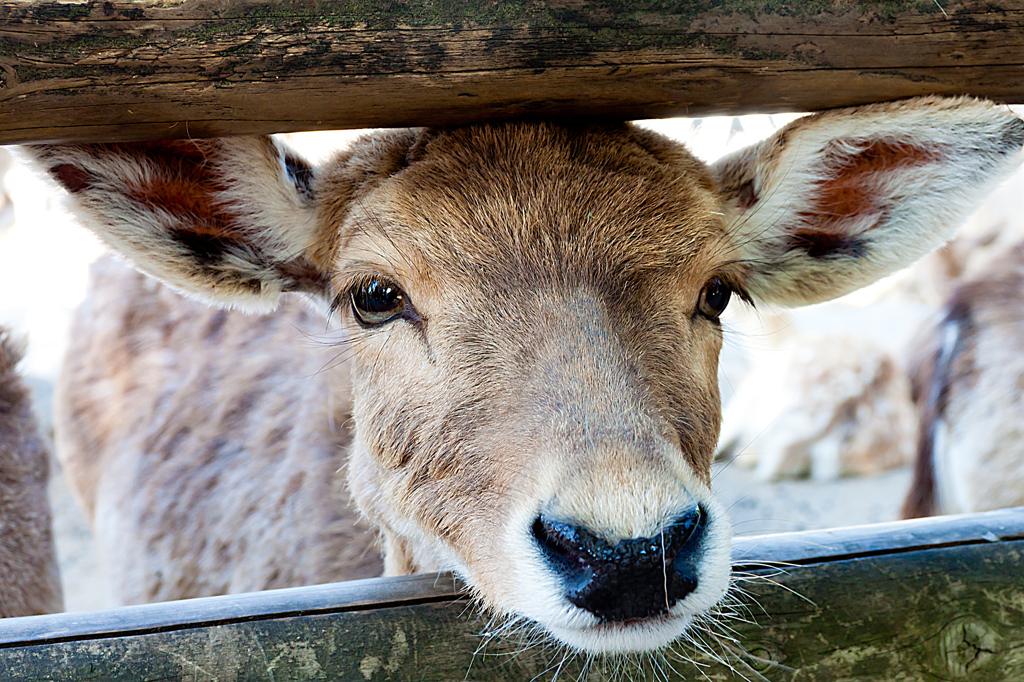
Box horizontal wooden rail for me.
[2,507,1023,680]
[2,1,1024,144]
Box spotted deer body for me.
[57,258,380,603]
[0,329,63,617]
[718,333,917,481]
[30,97,1024,655]
[903,245,1024,518]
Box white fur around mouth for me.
[546,613,695,654]
[495,490,734,656]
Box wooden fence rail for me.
[3,1,1024,144]
[1,507,1023,680]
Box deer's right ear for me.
[26,137,326,312]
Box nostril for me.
[532,517,565,559]
[531,516,589,566]
[668,505,703,551]
[531,506,709,623]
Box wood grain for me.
[2,1,1024,143]
[2,507,1022,680]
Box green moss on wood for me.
[0,0,951,29]
[0,0,978,87]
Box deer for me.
[25,95,1024,656]
[0,327,63,617]
[902,243,1024,519]
[717,333,917,481]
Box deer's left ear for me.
[713,96,1024,306]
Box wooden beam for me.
[2,1,1024,144]
[2,508,1023,680]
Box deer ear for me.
[713,96,1024,306]
[26,137,325,312]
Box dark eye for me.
[351,277,406,326]
[698,277,732,320]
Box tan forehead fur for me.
[317,122,732,298]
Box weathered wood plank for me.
[2,508,1022,680]
[2,1,1024,144]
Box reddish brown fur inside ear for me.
[41,138,329,298]
[783,140,941,260]
[52,141,244,243]
[122,141,244,242]
[801,139,939,233]
[52,164,94,194]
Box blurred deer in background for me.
[0,328,62,617]
[717,333,917,481]
[903,244,1024,518]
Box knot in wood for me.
[939,616,1001,678]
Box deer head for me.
[27,96,1023,653]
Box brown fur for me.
[901,316,950,519]
[902,246,1024,518]
[30,99,1024,652]
[816,141,938,215]
[0,329,63,616]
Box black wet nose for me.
[531,506,706,622]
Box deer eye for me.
[351,277,406,326]
[698,277,732,320]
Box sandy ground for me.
[0,114,1014,613]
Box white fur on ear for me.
[24,137,324,312]
[713,96,1024,306]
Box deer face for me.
[27,97,1024,654]
[334,124,736,651]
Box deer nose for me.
[531,506,707,622]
